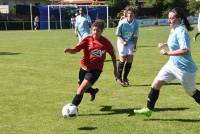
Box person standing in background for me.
[34,16,39,30]
[75,7,91,42]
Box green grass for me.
[0,27,200,134]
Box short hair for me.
[91,19,105,31]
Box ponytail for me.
[182,16,193,31]
[170,7,193,31]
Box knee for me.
[151,80,166,90]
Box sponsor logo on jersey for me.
[91,49,105,57]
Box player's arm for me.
[133,37,138,50]
[74,17,78,36]
[64,48,78,54]
[111,55,118,79]
[116,22,127,45]
[106,41,118,79]
[160,49,189,56]
[117,36,127,45]
[64,39,87,54]
[158,43,168,49]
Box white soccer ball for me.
[62,103,78,118]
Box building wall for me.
[0,0,50,8]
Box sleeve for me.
[87,15,91,23]
[116,21,123,36]
[177,29,190,50]
[75,16,78,29]
[74,38,88,52]
[133,21,139,37]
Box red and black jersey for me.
[73,35,116,71]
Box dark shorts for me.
[78,68,102,85]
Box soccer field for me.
[0,27,200,134]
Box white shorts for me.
[154,61,197,96]
[117,39,135,56]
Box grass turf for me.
[0,27,200,134]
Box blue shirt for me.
[167,24,197,73]
[75,14,91,39]
[116,19,139,44]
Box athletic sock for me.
[192,90,200,104]
[72,94,83,106]
[123,62,132,80]
[147,88,160,110]
[118,61,125,79]
[195,33,200,40]
[85,87,93,93]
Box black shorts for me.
[78,68,102,85]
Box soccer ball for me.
[62,103,78,118]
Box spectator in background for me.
[34,16,39,30]
[75,7,91,42]
[194,12,200,41]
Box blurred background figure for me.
[194,12,200,41]
[70,14,76,29]
[34,16,39,30]
[75,7,91,42]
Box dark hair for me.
[125,6,136,14]
[170,7,193,31]
[91,19,105,31]
[79,7,85,12]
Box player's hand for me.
[64,48,70,53]
[160,49,168,55]
[123,41,128,46]
[158,43,167,49]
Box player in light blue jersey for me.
[134,7,200,117]
[194,13,200,41]
[116,6,139,86]
[75,7,91,42]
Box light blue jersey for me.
[116,19,139,44]
[167,24,197,73]
[75,14,91,41]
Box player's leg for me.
[84,70,101,101]
[117,56,126,86]
[179,71,200,104]
[116,40,127,86]
[134,63,174,117]
[123,54,133,86]
[72,79,91,106]
[194,32,200,41]
[123,43,136,86]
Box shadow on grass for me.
[77,126,97,131]
[0,52,22,55]
[133,82,200,87]
[154,107,189,112]
[79,106,190,117]
[144,118,200,122]
[79,105,135,117]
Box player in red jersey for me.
[64,19,118,107]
